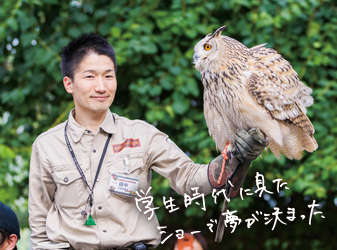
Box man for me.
[0,201,20,250]
[29,33,266,249]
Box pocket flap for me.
[53,169,82,185]
[110,154,144,174]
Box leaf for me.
[308,21,320,38]
[94,9,108,20]
[172,92,190,115]
[20,32,38,47]
[0,144,15,159]
[149,85,162,96]
[180,78,199,97]
[169,66,181,75]
[17,10,37,31]
[111,26,121,38]
[73,13,89,23]
[160,76,174,90]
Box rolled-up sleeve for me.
[29,144,55,247]
[147,125,213,196]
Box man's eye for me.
[106,75,114,78]
[85,75,94,78]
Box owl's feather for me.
[247,45,317,159]
[194,26,318,160]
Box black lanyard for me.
[64,120,112,224]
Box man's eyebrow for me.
[82,69,115,73]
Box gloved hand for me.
[235,128,268,162]
[208,128,268,190]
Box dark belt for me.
[113,242,148,250]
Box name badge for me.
[108,173,139,197]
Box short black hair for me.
[0,228,17,250]
[61,33,117,80]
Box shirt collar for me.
[67,109,117,143]
[100,109,117,135]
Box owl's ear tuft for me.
[212,25,227,38]
[205,33,212,38]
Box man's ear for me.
[63,76,74,94]
[6,234,18,249]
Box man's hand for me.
[208,128,268,243]
[208,128,268,189]
[234,128,269,162]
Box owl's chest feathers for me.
[201,68,253,131]
[201,69,246,108]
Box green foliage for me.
[1,0,336,249]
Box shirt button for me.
[98,206,102,210]
[64,177,68,183]
[103,230,107,233]
[93,149,96,153]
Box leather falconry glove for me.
[207,128,268,242]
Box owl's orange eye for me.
[204,44,212,51]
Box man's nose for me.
[95,77,106,92]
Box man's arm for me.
[29,144,55,247]
[146,126,266,197]
[147,125,213,196]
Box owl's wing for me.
[247,45,315,134]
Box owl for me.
[193,25,318,163]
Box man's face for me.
[64,53,117,116]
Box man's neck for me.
[73,109,108,132]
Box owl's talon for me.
[263,137,270,147]
[229,151,234,164]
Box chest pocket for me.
[53,169,87,209]
[108,152,148,200]
[109,152,146,175]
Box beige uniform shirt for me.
[29,109,213,249]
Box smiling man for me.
[28,33,266,249]
[63,53,117,132]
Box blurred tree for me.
[0,0,336,249]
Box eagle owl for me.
[193,25,318,161]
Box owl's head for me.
[193,25,227,72]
